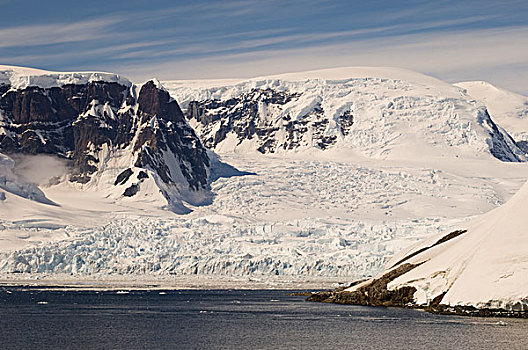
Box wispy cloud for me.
[0,0,527,93]
[0,17,121,48]
[96,15,501,62]
[115,26,528,94]
[0,39,177,64]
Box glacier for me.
[0,66,527,294]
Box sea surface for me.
[0,288,526,349]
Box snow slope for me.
[372,178,528,311]
[454,81,528,145]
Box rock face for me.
[187,88,354,153]
[0,68,210,211]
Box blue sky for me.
[1,0,527,93]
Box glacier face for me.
[0,216,454,278]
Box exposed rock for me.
[123,183,140,197]
[477,109,526,162]
[427,303,528,318]
[134,81,209,191]
[137,170,148,180]
[187,88,354,153]
[0,76,211,208]
[114,168,134,186]
[515,140,528,154]
[307,263,418,307]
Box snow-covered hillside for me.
[335,177,528,313]
[454,81,528,150]
[164,67,525,162]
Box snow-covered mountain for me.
[454,81,528,152]
[0,66,527,291]
[0,66,211,214]
[164,67,525,162]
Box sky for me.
[0,0,527,94]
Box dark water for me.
[0,289,526,349]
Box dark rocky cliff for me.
[0,77,210,206]
[186,88,354,153]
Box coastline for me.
[306,283,528,319]
[0,274,345,291]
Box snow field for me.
[3,153,525,280]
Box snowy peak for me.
[0,68,211,213]
[454,81,528,150]
[164,67,525,162]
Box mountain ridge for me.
[0,67,211,214]
[164,67,526,162]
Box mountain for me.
[0,65,211,214]
[454,81,528,152]
[0,66,527,288]
[164,67,525,162]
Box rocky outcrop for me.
[307,263,418,307]
[477,109,526,162]
[0,73,210,210]
[306,262,528,318]
[134,81,209,191]
[187,88,354,153]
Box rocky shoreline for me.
[306,265,528,318]
[305,225,528,319]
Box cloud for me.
[96,15,496,62]
[0,17,121,48]
[114,26,528,94]
[1,1,527,94]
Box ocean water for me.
[0,289,526,349]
